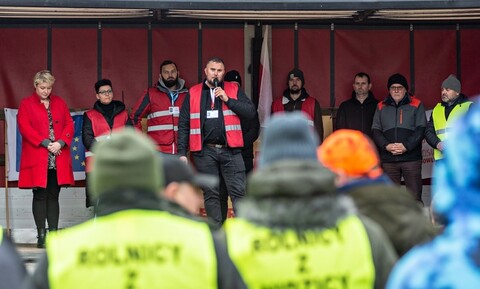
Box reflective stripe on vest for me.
[188,82,244,152]
[432,101,472,160]
[272,96,316,126]
[147,110,171,119]
[224,216,375,289]
[144,88,186,154]
[47,210,217,289]
[147,124,177,132]
[84,109,128,172]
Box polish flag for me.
[258,25,272,128]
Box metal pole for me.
[4,116,11,237]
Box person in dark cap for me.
[223,112,397,289]
[161,155,218,216]
[425,74,473,160]
[271,68,324,142]
[221,69,260,222]
[26,129,241,289]
[223,69,260,174]
[224,70,242,86]
[372,73,427,204]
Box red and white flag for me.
[258,25,273,128]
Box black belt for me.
[206,143,228,148]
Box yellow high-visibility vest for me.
[432,101,472,159]
[224,215,375,289]
[47,209,217,289]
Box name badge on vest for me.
[169,106,180,115]
[207,110,219,119]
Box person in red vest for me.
[177,57,256,228]
[17,70,75,248]
[131,60,188,154]
[82,79,132,208]
[271,68,324,141]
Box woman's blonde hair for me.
[33,70,55,87]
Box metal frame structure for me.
[1,0,480,22]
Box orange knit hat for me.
[317,129,383,179]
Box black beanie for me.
[287,68,305,85]
[387,73,409,91]
[224,70,242,86]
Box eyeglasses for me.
[389,86,405,91]
[98,89,113,95]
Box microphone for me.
[213,78,219,88]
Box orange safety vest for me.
[188,82,243,152]
[84,109,129,172]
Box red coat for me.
[17,92,75,189]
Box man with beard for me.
[425,74,473,160]
[335,72,378,138]
[178,57,256,228]
[131,60,188,154]
[271,68,324,141]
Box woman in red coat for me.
[17,70,74,248]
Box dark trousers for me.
[193,146,246,227]
[32,169,61,229]
[219,156,253,222]
[382,160,423,203]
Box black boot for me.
[49,227,58,232]
[37,228,46,248]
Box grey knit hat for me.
[441,74,461,93]
[89,128,163,198]
[258,112,319,168]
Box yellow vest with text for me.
[47,209,217,289]
[432,101,472,159]
[224,216,375,289]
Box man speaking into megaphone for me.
[177,57,256,227]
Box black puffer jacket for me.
[335,91,378,138]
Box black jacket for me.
[240,111,260,160]
[82,100,132,150]
[177,81,256,157]
[335,91,378,138]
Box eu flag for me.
[70,113,86,172]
